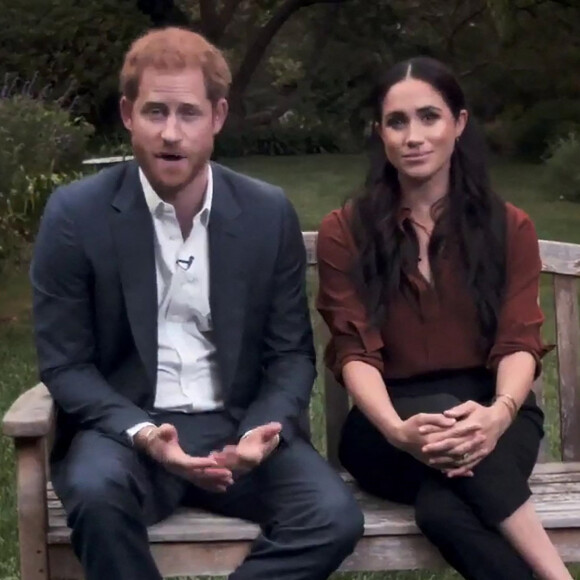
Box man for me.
[31,27,363,580]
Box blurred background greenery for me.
[1,1,580,578]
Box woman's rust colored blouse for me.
[316,202,551,383]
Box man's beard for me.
[133,144,208,200]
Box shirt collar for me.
[139,164,213,227]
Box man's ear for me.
[212,98,229,135]
[120,96,134,132]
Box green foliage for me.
[484,120,512,157]
[0,96,93,177]
[542,133,580,203]
[511,100,580,161]
[88,132,133,157]
[483,111,521,157]
[268,56,304,90]
[0,95,92,268]
[485,0,517,40]
[215,123,347,157]
[0,171,84,268]
[1,0,579,151]
[0,0,151,125]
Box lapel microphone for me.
[176,256,194,270]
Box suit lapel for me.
[110,162,158,390]
[209,164,246,392]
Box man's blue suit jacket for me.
[30,160,316,458]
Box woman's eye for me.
[387,117,406,129]
[422,112,439,123]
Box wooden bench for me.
[4,232,580,579]
[81,155,135,172]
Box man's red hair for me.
[120,27,231,103]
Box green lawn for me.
[1,155,580,580]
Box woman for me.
[316,57,570,580]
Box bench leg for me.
[15,437,49,580]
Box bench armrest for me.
[2,383,54,438]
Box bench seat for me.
[5,234,580,579]
[46,463,580,578]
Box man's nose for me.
[161,115,181,143]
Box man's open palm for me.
[211,422,282,474]
[147,424,234,492]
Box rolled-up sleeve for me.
[487,205,553,376]
[316,209,384,382]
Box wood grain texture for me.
[539,240,580,276]
[553,275,580,460]
[532,462,580,475]
[46,463,580,544]
[303,231,317,265]
[16,439,50,580]
[2,384,54,438]
[317,318,350,469]
[48,541,253,579]
[46,519,580,578]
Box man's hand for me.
[211,422,282,475]
[421,400,512,477]
[135,424,234,492]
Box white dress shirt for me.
[127,165,223,440]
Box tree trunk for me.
[229,0,351,116]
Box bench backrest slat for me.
[303,231,318,266]
[553,275,580,460]
[540,240,580,276]
[303,233,580,466]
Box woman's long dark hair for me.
[350,57,507,351]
